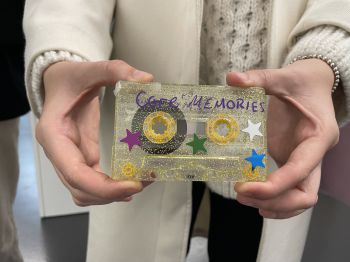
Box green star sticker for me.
[186,133,207,154]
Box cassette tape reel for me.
[131,101,187,154]
[112,81,268,182]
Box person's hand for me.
[226,59,340,219]
[37,60,154,206]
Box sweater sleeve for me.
[30,51,86,115]
[285,26,350,127]
[23,0,116,117]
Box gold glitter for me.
[206,114,239,145]
[143,111,176,144]
[121,162,137,178]
[243,164,261,181]
[112,81,267,182]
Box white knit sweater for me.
[28,2,350,199]
[200,0,271,85]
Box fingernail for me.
[150,172,156,179]
[132,70,152,80]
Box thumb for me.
[226,69,285,96]
[43,60,153,113]
[82,59,154,89]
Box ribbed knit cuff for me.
[285,26,350,126]
[206,181,237,199]
[29,51,85,117]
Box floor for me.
[13,115,89,262]
[13,115,208,262]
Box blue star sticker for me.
[245,149,266,171]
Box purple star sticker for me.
[120,129,142,151]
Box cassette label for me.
[112,81,267,181]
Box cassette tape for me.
[112,81,267,182]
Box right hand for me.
[37,60,154,206]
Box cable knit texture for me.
[285,26,350,127]
[200,0,271,85]
[30,51,85,116]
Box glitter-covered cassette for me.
[111,81,268,182]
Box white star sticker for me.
[242,120,263,141]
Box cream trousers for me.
[0,118,23,262]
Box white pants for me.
[0,118,23,262]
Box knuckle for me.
[95,60,119,78]
[255,184,279,200]
[103,60,134,80]
[72,196,88,207]
[111,59,127,68]
[315,121,339,148]
[98,189,121,201]
[286,162,308,181]
[64,173,80,190]
[250,191,272,201]
[35,120,46,145]
[304,194,318,208]
[99,190,115,200]
[119,187,142,201]
[101,61,114,76]
[259,70,272,85]
[329,125,340,147]
[109,60,129,72]
[247,69,273,87]
[97,177,118,200]
[309,195,319,206]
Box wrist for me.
[289,55,339,93]
[287,58,335,94]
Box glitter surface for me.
[111,81,267,181]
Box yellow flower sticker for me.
[121,162,137,178]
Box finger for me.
[236,139,325,200]
[57,60,154,115]
[259,209,306,219]
[52,160,120,205]
[72,194,133,207]
[50,156,136,205]
[43,132,145,201]
[72,192,134,206]
[226,69,289,96]
[81,60,154,90]
[41,123,154,203]
[236,188,318,214]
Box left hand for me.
[227,59,340,219]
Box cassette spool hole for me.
[152,116,167,135]
[206,114,239,145]
[216,122,230,137]
[143,111,177,144]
